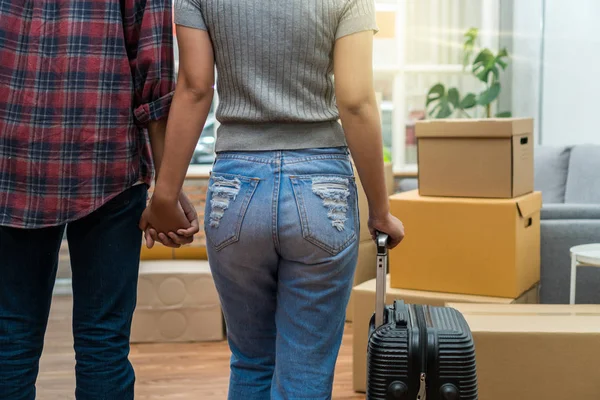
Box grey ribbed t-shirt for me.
[174,0,378,152]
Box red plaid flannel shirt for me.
[0,0,175,228]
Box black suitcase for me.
[366,233,478,400]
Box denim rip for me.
[209,176,242,228]
[311,176,350,232]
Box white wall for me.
[511,0,600,146]
[540,0,600,145]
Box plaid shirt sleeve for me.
[123,0,176,126]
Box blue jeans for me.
[0,184,147,400]
[205,147,360,400]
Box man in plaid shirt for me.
[0,1,198,398]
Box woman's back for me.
[175,0,377,152]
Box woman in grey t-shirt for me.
[142,0,405,398]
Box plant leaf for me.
[496,111,512,118]
[433,102,453,119]
[459,93,477,109]
[477,82,501,106]
[426,84,454,118]
[462,28,478,68]
[448,88,460,108]
[472,49,496,83]
[496,48,509,70]
[426,83,445,106]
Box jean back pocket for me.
[204,172,260,251]
[290,174,358,255]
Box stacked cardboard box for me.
[351,276,539,392]
[389,118,540,298]
[389,190,542,297]
[131,260,224,343]
[448,304,600,399]
[346,162,394,322]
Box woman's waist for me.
[214,120,347,154]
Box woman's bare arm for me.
[140,26,215,235]
[334,31,404,248]
[153,26,215,202]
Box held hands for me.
[368,212,405,249]
[139,191,200,248]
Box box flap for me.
[447,303,600,333]
[354,278,514,304]
[416,118,533,138]
[391,189,539,207]
[516,191,542,217]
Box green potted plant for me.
[415,27,534,200]
[425,28,511,119]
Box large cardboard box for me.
[352,277,539,393]
[416,118,534,198]
[389,190,542,298]
[131,261,224,343]
[354,162,395,242]
[346,240,377,322]
[447,304,600,400]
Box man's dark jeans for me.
[0,184,147,400]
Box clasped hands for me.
[139,191,200,248]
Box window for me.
[373,0,500,171]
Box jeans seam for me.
[284,154,350,164]
[215,154,274,164]
[272,154,281,252]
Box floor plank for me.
[39,296,364,399]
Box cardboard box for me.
[346,240,378,322]
[389,190,541,298]
[131,261,224,343]
[351,277,539,393]
[416,118,534,198]
[140,240,209,261]
[354,162,395,242]
[447,304,600,400]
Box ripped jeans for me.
[205,147,360,400]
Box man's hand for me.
[141,192,200,249]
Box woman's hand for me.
[139,191,196,248]
[368,212,405,249]
[143,192,200,248]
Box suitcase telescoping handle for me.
[375,232,389,328]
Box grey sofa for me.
[397,145,600,304]
[536,146,600,303]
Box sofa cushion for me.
[534,146,571,203]
[565,145,600,204]
[398,178,418,193]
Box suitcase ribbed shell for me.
[366,324,409,399]
[366,304,478,400]
[431,307,478,399]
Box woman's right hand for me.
[368,212,405,249]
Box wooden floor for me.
[39,295,364,399]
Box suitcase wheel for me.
[440,383,459,400]
[387,381,408,399]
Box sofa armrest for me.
[541,204,600,220]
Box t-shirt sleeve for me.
[336,0,379,40]
[174,0,207,31]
